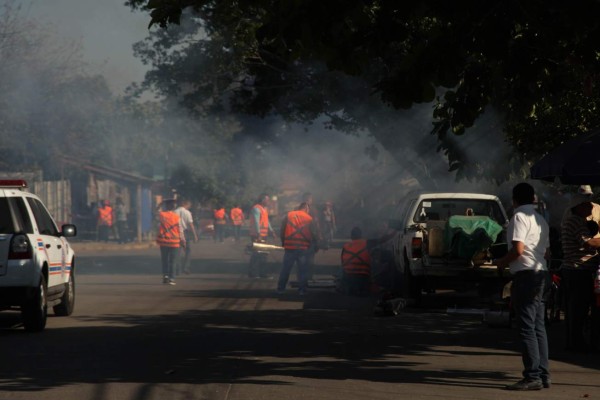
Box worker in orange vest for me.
[340,226,372,296]
[248,193,276,278]
[302,192,322,281]
[97,199,113,242]
[230,204,245,242]
[156,198,184,285]
[340,226,396,296]
[277,202,319,295]
[213,204,228,243]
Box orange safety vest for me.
[156,211,181,248]
[98,206,113,226]
[213,208,226,225]
[283,210,313,250]
[341,239,370,275]
[249,204,269,238]
[230,207,244,225]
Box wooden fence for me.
[31,180,72,227]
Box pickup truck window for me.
[413,199,505,224]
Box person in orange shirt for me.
[213,204,228,243]
[277,202,319,295]
[340,227,371,296]
[248,193,277,278]
[339,226,397,296]
[156,199,184,285]
[97,199,113,242]
[230,203,245,242]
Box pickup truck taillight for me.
[9,234,32,260]
[411,237,423,258]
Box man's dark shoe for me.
[542,378,551,389]
[504,379,543,391]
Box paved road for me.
[0,240,598,400]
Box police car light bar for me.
[0,180,28,188]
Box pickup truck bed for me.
[391,192,510,303]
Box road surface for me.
[0,239,598,399]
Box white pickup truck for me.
[390,192,510,304]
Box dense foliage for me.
[127,0,600,183]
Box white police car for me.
[0,180,76,331]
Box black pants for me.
[249,251,269,278]
[562,267,600,351]
[98,225,110,242]
[342,273,370,296]
[214,223,225,242]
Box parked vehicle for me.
[390,192,510,304]
[0,180,77,331]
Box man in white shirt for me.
[175,199,198,275]
[496,182,551,391]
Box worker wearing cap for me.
[580,185,600,224]
[213,204,228,243]
[248,194,276,278]
[340,227,371,296]
[277,202,319,295]
[156,199,184,285]
[561,190,600,352]
[561,185,600,228]
[230,204,244,242]
[339,226,397,296]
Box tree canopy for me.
[128,0,600,183]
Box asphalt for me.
[70,240,158,253]
[15,238,600,399]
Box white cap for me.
[570,185,594,209]
[578,185,594,195]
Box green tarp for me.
[444,216,503,259]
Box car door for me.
[26,197,65,288]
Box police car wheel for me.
[22,275,48,332]
[54,269,75,316]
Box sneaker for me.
[163,276,169,284]
[168,280,176,286]
[505,379,543,391]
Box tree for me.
[0,1,216,184]
[127,0,600,182]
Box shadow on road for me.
[1,283,599,396]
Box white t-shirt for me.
[507,204,550,274]
[174,207,194,231]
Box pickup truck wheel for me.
[403,254,422,306]
[22,275,48,332]
[53,270,75,316]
